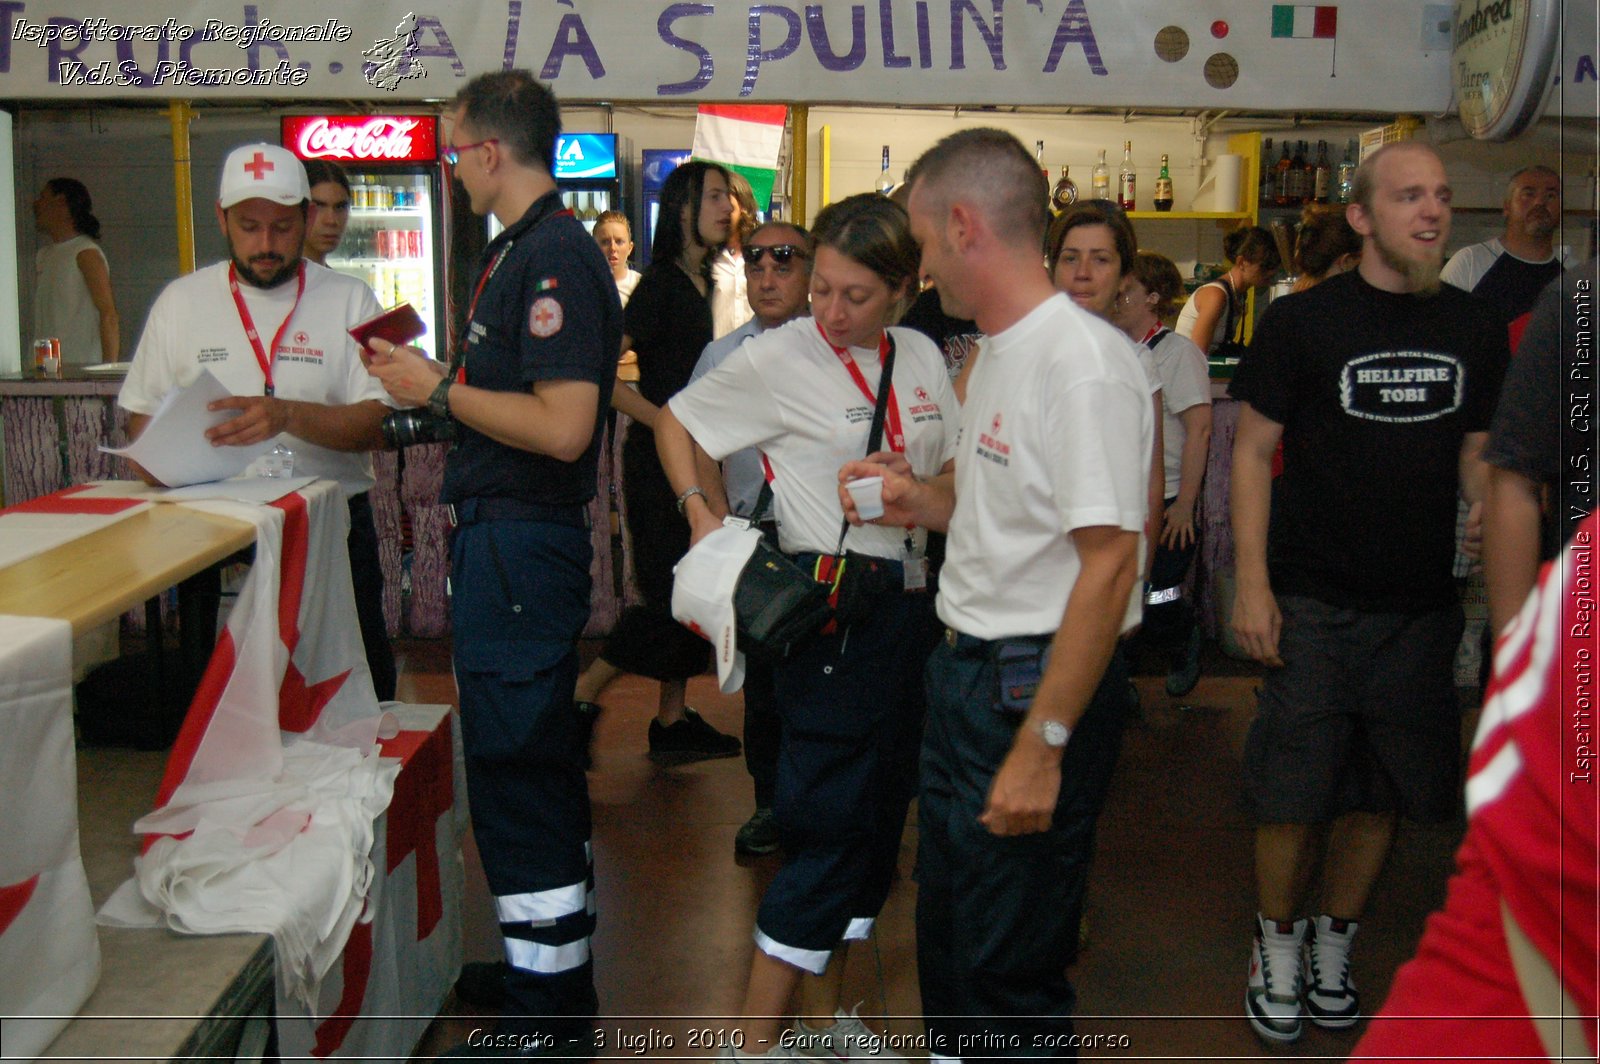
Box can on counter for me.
[33,337,61,374]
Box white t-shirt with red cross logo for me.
[119,261,389,497]
[670,317,958,559]
[939,293,1152,639]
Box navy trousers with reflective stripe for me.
[451,517,598,1039]
[916,638,1126,1061]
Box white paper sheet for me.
[158,475,319,505]
[100,369,275,487]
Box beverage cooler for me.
[485,132,629,241]
[281,114,448,360]
[638,149,692,268]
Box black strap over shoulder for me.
[748,334,898,556]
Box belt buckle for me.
[944,627,959,649]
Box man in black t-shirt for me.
[1228,141,1509,1046]
[368,70,618,1057]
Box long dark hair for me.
[48,177,100,239]
[650,161,728,277]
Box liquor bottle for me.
[1117,140,1136,211]
[1153,154,1174,212]
[1091,148,1111,200]
[1272,139,1294,206]
[876,145,893,194]
[1258,138,1274,207]
[1335,138,1358,204]
[1051,165,1079,211]
[1287,140,1311,204]
[581,192,601,222]
[1312,140,1333,204]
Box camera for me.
[381,408,457,448]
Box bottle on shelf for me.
[1312,140,1332,204]
[876,145,893,195]
[1259,138,1275,206]
[1335,139,1358,204]
[1051,165,1079,211]
[1153,154,1174,212]
[1273,139,1294,206]
[1117,140,1137,211]
[1287,140,1311,204]
[1091,148,1110,200]
[1035,140,1049,185]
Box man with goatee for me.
[119,142,396,699]
[1227,141,1509,1045]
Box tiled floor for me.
[398,638,1473,1061]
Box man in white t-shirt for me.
[842,128,1151,1059]
[118,142,396,700]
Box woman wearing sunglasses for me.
[656,193,959,1060]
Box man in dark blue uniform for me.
[367,69,619,1058]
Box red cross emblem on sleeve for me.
[529,296,563,338]
[243,151,274,180]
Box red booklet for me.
[348,303,426,360]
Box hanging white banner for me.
[0,1,1590,115]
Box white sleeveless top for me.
[34,234,109,365]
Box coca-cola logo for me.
[288,116,435,162]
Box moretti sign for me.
[1451,0,1561,139]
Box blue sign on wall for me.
[553,134,617,180]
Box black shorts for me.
[1243,594,1465,825]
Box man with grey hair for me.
[842,127,1151,1058]
[1441,163,1574,347]
[1229,141,1509,1044]
[688,219,815,858]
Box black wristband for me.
[427,377,453,419]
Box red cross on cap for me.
[243,151,274,180]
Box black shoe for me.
[1166,627,1203,698]
[575,700,603,770]
[647,707,741,765]
[453,960,510,1012]
[734,806,780,856]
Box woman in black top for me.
[573,161,743,764]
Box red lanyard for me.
[1140,324,1162,345]
[815,320,904,453]
[228,262,305,397]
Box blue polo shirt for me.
[442,192,620,507]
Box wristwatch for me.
[1034,719,1071,748]
[427,377,453,419]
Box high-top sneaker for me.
[1304,914,1360,1028]
[1246,914,1307,1043]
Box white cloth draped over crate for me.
[0,615,100,1060]
[99,479,401,1011]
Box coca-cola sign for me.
[281,115,438,163]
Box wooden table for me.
[0,503,254,636]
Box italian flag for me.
[1271,4,1338,38]
[691,104,788,211]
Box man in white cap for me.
[118,142,397,700]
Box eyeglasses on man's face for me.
[443,138,499,167]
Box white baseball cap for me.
[672,524,763,694]
[219,143,310,209]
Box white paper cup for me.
[846,475,885,520]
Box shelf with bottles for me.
[350,206,429,218]
[1127,210,1252,222]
